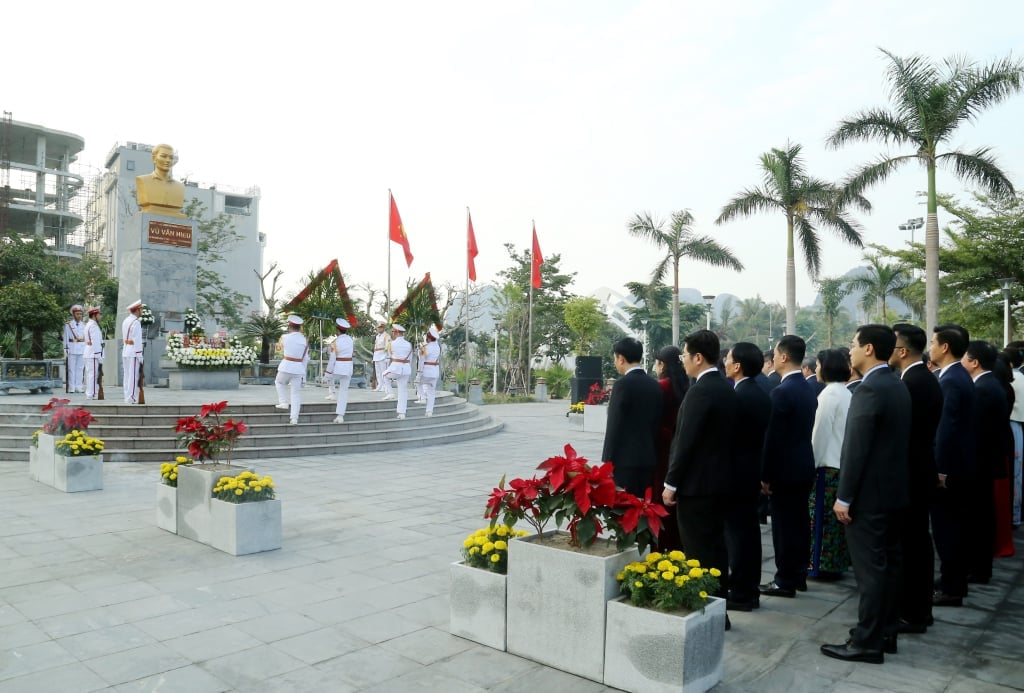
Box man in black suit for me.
[890,323,943,633]
[602,337,663,497]
[929,324,976,606]
[760,335,818,598]
[663,330,736,599]
[803,357,826,395]
[821,324,911,664]
[961,340,1011,585]
[722,342,772,611]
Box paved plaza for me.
[1,391,1023,692]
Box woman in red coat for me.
[652,345,689,551]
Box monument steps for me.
[0,392,502,463]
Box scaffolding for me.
[0,110,11,234]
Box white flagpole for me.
[527,220,534,396]
[465,207,471,394]
[387,190,392,323]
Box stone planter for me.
[449,561,507,651]
[603,596,726,693]
[568,413,583,428]
[168,368,241,390]
[583,404,608,434]
[28,444,39,480]
[156,484,177,533]
[209,499,282,556]
[176,464,250,543]
[32,432,58,486]
[53,454,103,492]
[507,530,640,682]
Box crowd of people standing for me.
[601,323,1022,663]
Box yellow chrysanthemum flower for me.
[490,553,501,563]
[494,540,507,551]
[235,489,243,496]
[482,542,495,554]
[661,571,673,580]
[710,568,721,577]
[699,591,708,599]
[686,559,700,568]
[469,547,480,555]
[675,576,686,587]
[634,581,643,588]
[668,550,685,561]
[689,567,704,578]
[169,473,177,481]
[647,552,663,564]
[616,572,625,581]
[463,538,474,548]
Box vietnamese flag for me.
[531,223,544,289]
[467,211,479,281]
[389,193,414,267]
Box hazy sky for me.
[7,0,1024,307]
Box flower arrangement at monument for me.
[485,443,667,551]
[212,470,276,503]
[55,430,105,457]
[174,401,248,464]
[618,550,721,613]
[461,524,530,574]
[139,303,155,327]
[39,398,94,436]
[165,332,258,369]
[159,456,193,487]
[183,307,203,335]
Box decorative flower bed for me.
[166,333,257,369]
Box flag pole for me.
[464,207,471,395]
[527,219,534,396]
[386,190,393,323]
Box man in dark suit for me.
[663,330,736,600]
[929,324,976,606]
[760,335,818,598]
[602,337,663,497]
[803,357,826,395]
[961,340,1011,585]
[821,325,911,664]
[890,323,943,633]
[722,342,772,611]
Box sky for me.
[6,0,1024,308]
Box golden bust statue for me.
[136,143,186,218]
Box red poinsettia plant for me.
[485,444,667,551]
[584,381,611,405]
[41,398,95,435]
[174,401,248,463]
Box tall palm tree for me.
[827,48,1024,333]
[816,277,851,348]
[716,142,867,335]
[846,253,912,323]
[627,210,744,345]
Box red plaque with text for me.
[147,220,193,248]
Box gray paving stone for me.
[377,625,477,665]
[57,623,156,660]
[271,625,371,664]
[0,640,77,681]
[232,611,323,643]
[162,624,265,662]
[0,621,50,650]
[0,662,109,693]
[35,606,128,639]
[83,643,192,686]
[112,664,233,693]
[197,643,308,689]
[312,644,422,689]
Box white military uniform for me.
[63,307,87,393]
[373,328,392,394]
[414,342,427,403]
[84,311,104,400]
[275,316,309,423]
[121,303,144,404]
[327,319,355,422]
[387,327,414,417]
[421,333,441,417]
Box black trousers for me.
[769,481,812,590]
[724,492,762,602]
[966,476,996,581]
[613,466,655,501]
[846,508,903,650]
[931,484,969,596]
[897,502,934,625]
[676,494,728,598]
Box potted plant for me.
[450,524,526,650]
[156,456,192,532]
[604,551,727,693]
[164,330,258,390]
[582,381,611,433]
[30,398,99,491]
[52,428,105,492]
[484,443,667,682]
[209,470,281,556]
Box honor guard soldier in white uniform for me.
[121,300,144,404]
[275,314,309,424]
[323,335,339,400]
[385,324,413,419]
[63,305,87,393]
[326,318,355,423]
[84,307,104,400]
[414,339,427,404]
[421,326,442,417]
[373,322,392,396]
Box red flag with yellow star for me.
[389,193,414,267]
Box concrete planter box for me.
[53,454,103,492]
[28,444,39,480]
[32,432,58,486]
[507,530,640,682]
[209,499,282,556]
[568,413,583,428]
[603,597,726,693]
[449,561,507,651]
[176,464,250,543]
[583,404,608,434]
[168,369,241,391]
[156,484,177,533]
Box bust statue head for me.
[151,144,176,180]
[136,143,186,218]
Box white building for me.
[85,142,265,325]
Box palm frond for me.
[938,148,1016,197]
[650,255,671,285]
[626,212,667,245]
[795,217,822,276]
[952,54,1024,125]
[715,187,779,224]
[840,155,916,197]
[826,108,916,149]
[678,235,745,271]
[808,205,865,248]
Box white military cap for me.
[427,326,440,339]
[127,299,143,311]
[287,314,304,325]
[70,304,84,314]
[336,318,351,329]
[391,324,406,332]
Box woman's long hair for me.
[656,345,689,402]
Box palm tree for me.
[816,277,852,347]
[627,210,744,345]
[716,142,867,335]
[826,48,1024,333]
[846,252,912,323]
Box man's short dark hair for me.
[965,340,998,371]
[818,348,852,383]
[855,323,897,362]
[934,324,968,359]
[892,322,927,355]
[776,334,806,364]
[683,329,720,365]
[612,337,644,364]
[731,342,764,378]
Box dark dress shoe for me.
[896,619,927,634]
[883,635,898,654]
[759,582,796,598]
[932,591,963,607]
[820,642,884,664]
[796,581,808,592]
[726,598,759,612]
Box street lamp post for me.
[899,217,924,280]
[640,318,649,371]
[1000,278,1014,347]
[702,294,716,331]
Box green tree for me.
[623,281,673,355]
[0,282,64,358]
[826,48,1024,333]
[564,297,605,355]
[240,313,285,364]
[185,199,249,331]
[716,141,866,335]
[846,252,912,323]
[816,277,852,347]
[627,210,744,345]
